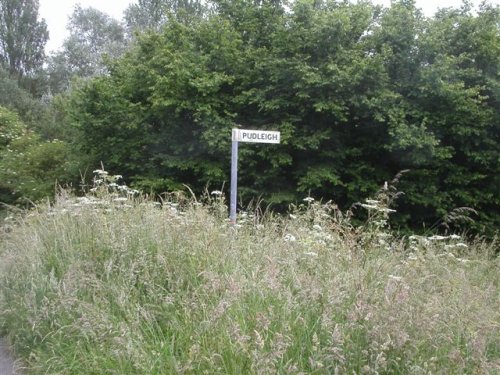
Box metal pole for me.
[230,138,238,224]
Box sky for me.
[39,0,497,54]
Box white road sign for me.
[232,129,281,144]
[229,128,281,224]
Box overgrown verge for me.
[0,182,498,374]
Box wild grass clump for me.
[0,181,498,374]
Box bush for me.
[0,106,80,205]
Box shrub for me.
[0,106,80,205]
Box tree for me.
[67,0,500,235]
[47,5,127,93]
[0,66,50,127]
[68,17,243,191]
[124,0,169,32]
[405,3,500,232]
[69,0,387,202]
[124,0,205,34]
[0,0,48,80]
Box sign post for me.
[230,137,238,224]
[230,129,281,224]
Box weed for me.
[0,170,498,374]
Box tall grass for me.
[0,187,498,374]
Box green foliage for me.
[391,3,500,234]
[0,105,24,147]
[0,67,52,128]
[0,106,79,204]
[65,0,499,235]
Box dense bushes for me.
[0,0,498,235]
[67,1,499,234]
[0,106,79,205]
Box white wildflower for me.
[428,235,448,241]
[303,197,315,203]
[289,214,297,219]
[211,190,222,196]
[304,252,318,257]
[450,234,461,240]
[284,234,296,242]
[445,243,466,250]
